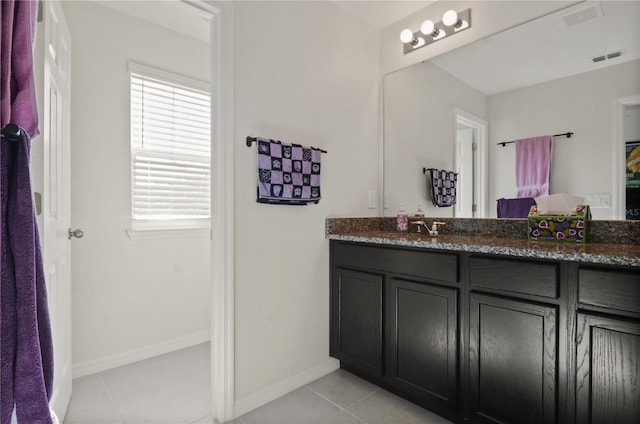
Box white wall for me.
[63,1,211,374]
[383,61,487,216]
[488,59,640,212]
[233,0,379,405]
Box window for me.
[129,63,211,232]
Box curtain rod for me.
[246,136,327,153]
[497,132,574,147]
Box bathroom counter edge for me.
[326,232,640,267]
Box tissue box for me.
[527,205,591,243]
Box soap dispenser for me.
[396,204,408,232]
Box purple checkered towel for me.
[429,169,457,207]
[256,137,322,205]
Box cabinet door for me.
[330,267,383,377]
[576,314,640,424]
[469,293,557,424]
[386,278,458,410]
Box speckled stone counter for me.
[326,217,640,267]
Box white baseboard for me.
[233,357,340,419]
[72,330,211,378]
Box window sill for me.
[126,227,211,241]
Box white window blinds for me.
[130,64,211,227]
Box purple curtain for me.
[1,1,54,424]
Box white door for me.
[455,128,475,218]
[42,0,72,420]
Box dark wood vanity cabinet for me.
[330,241,460,419]
[330,267,383,378]
[329,240,640,424]
[385,278,458,413]
[575,314,640,424]
[467,256,561,424]
[469,293,558,424]
[575,267,640,424]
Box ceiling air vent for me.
[591,50,624,64]
[558,3,604,28]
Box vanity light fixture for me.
[400,28,415,44]
[400,28,426,48]
[442,10,460,27]
[400,9,471,55]
[420,20,445,41]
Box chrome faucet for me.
[410,220,447,236]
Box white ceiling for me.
[93,0,433,40]
[429,1,640,95]
[332,0,434,30]
[91,0,212,42]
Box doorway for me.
[44,1,228,422]
[454,109,488,218]
[30,1,235,422]
[455,127,474,217]
[614,95,640,219]
[624,104,640,219]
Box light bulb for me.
[443,10,459,27]
[420,20,435,35]
[400,29,414,44]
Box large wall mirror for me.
[383,1,640,220]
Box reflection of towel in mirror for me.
[497,197,536,218]
[429,169,457,207]
[516,136,552,198]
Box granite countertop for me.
[326,218,640,267]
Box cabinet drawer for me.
[469,256,558,298]
[578,268,640,314]
[331,242,458,283]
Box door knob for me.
[68,228,84,240]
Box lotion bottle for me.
[396,204,408,232]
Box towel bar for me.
[246,136,327,153]
[498,131,573,147]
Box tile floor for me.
[64,343,452,424]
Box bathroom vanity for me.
[327,218,640,424]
